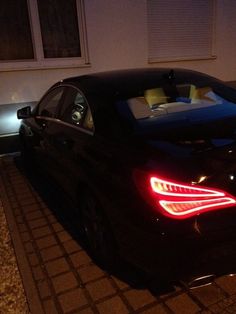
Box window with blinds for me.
[147,0,216,62]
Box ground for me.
[2,155,236,314]
[0,199,28,313]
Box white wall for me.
[1,0,236,106]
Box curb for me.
[0,174,44,314]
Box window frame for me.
[0,0,89,72]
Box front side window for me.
[60,88,94,131]
[0,0,88,70]
[38,87,64,118]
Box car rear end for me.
[112,70,236,283]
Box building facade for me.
[0,0,236,152]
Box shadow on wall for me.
[0,101,37,155]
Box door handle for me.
[57,137,74,149]
[36,118,47,129]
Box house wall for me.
[1,0,236,142]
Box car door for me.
[45,85,95,201]
[33,86,66,176]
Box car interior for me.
[128,85,221,120]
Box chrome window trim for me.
[35,116,94,136]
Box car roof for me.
[57,68,220,98]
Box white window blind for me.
[147,0,215,62]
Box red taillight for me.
[150,177,224,197]
[150,176,236,219]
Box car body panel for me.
[18,68,236,279]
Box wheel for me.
[80,192,118,269]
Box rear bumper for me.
[118,206,236,281]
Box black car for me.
[17,68,236,285]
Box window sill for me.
[0,60,91,72]
[148,55,217,63]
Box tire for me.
[80,191,118,270]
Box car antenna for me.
[168,69,175,81]
[163,69,175,83]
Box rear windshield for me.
[128,84,235,119]
[115,83,236,135]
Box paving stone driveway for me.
[2,156,236,314]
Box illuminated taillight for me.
[150,177,224,197]
[150,176,236,219]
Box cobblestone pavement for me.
[2,156,236,314]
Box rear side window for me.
[38,87,64,117]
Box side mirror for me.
[17,106,32,119]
